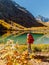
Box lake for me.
[0,33,49,44]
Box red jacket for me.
[27,33,34,44]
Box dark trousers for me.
[27,43,32,53]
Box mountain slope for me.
[0,24,7,35]
[45,22,49,27]
[0,0,45,28]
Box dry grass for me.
[0,41,49,65]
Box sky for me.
[13,0,49,18]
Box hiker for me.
[27,33,34,53]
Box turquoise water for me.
[0,33,49,44]
[0,33,44,44]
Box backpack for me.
[27,33,34,44]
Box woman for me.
[27,33,34,53]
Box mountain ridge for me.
[0,0,45,28]
[36,15,49,22]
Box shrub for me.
[33,46,41,52]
